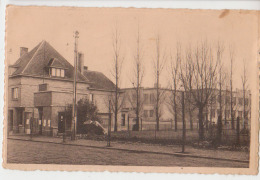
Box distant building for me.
[8,40,122,136]
[121,86,251,131]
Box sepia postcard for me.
[2,5,259,174]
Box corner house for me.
[8,40,119,136]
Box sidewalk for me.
[8,135,249,163]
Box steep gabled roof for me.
[10,40,88,82]
[83,70,116,91]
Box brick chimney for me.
[77,52,84,73]
[20,47,28,57]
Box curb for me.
[8,137,249,164]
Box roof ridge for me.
[21,41,45,74]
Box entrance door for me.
[38,108,43,135]
[58,112,65,133]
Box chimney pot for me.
[20,47,28,57]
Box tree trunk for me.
[198,106,204,141]
[217,115,222,146]
[189,104,193,131]
[174,93,177,131]
[236,116,240,146]
[205,105,208,131]
[114,91,118,132]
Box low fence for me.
[110,125,250,147]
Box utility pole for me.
[71,31,79,140]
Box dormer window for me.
[47,58,66,78]
[50,68,65,77]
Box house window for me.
[244,111,249,119]
[132,93,137,101]
[238,98,243,105]
[121,114,126,126]
[56,68,61,77]
[89,94,94,102]
[233,97,236,105]
[211,109,215,118]
[149,110,154,117]
[144,110,148,118]
[225,110,230,119]
[51,68,56,76]
[12,87,19,99]
[50,68,65,77]
[61,69,65,77]
[150,94,155,104]
[238,111,243,118]
[211,97,216,103]
[245,98,249,106]
[217,109,221,117]
[144,94,149,104]
[225,96,230,104]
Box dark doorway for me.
[58,112,65,133]
[8,110,13,132]
[16,108,24,133]
[38,107,43,135]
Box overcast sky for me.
[6,6,258,91]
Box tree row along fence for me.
[109,124,250,147]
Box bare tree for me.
[216,42,225,144]
[129,23,145,131]
[241,59,248,129]
[169,43,181,131]
[179,41,218,141]
[153,34,166,131]
[229,46,235,129]
[110,23,124,132]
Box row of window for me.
[210,109,249,119]
[212,96,249,106]
[49,68,65,77]
[142,93,249,106]
[11,86,95,103]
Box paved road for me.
[7,139,248,167]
